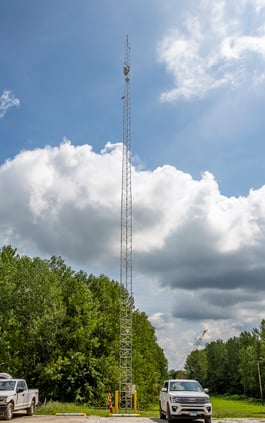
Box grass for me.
[35,401,160,417]
[35,402,110,416]
[35,396,265,418]
[211,396,265,418]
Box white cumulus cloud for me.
[157,0,265,101]
[0,90,20,118]
[1,140,265,367]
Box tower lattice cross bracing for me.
[119,35,133,410]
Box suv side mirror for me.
[161,387,167,392]
[204,388,209,393]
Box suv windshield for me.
[0,381,16,391]
[169,381,203,392]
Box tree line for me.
[0,246,168,406]
[183,322,265,399]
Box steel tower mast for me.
[119,35,133,410]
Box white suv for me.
[159,379,212,423]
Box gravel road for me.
[2,414,265,423]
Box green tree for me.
[42,257,101,402]
[0,247,168,406]
[223,337,241,394]
[132,310,167,406]
[185,349,207,385]
[206,340,227,394]
[238,345,258,397]
[0,248,66,382]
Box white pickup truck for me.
[159,379,212,423]
[0,378,39,420]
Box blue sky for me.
[2,0,265,370]
[3,0,265,196]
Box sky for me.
[2,0,265,371]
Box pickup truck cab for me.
[0,378,39,420]
[159,379,212,423]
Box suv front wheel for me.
[159,402,166,419]
[167,403,173,422]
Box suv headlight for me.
[170,396,180,403]
[0,396,7,403]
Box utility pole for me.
[119,35,133,410]
[257,361,263,404]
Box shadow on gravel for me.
[149,420,205,423]
[5,413,26,420]
[149,420,203,423]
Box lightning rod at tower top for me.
[119,35,134,410]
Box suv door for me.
[160,381,168,413]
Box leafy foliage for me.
[185,349,207,385]
[0,246,167,406]
[184,321,265,398]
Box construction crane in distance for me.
[191,329,208,353]
[176,329,208,372]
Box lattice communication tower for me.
[119,35,133,410]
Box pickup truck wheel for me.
[167,403,173,422]
[4,403,14,420]
[26,400,35,416]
